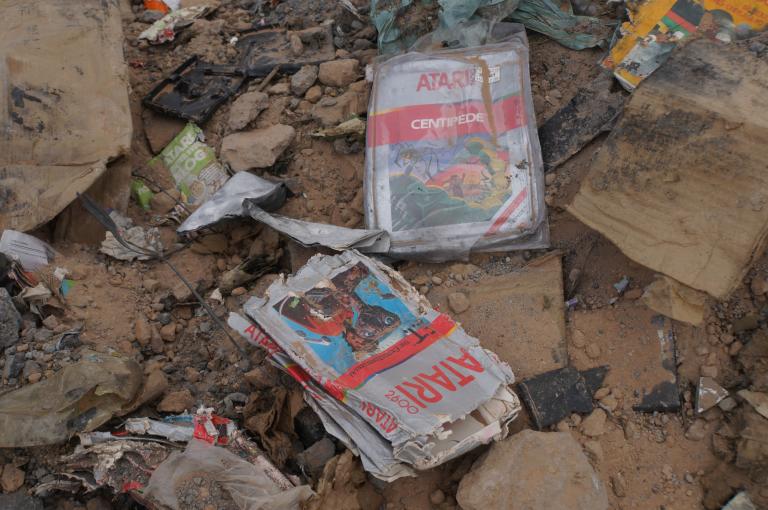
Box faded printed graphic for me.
[389,133,513,231]
[274,263,426,374]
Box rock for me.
[701,365,718,378]
[157,389,195,413]
[312,80,369,127]
[3,353,25,380]
[22,360,41,381]
[750,276,768,296]
[1,464,24,493]
[594,387,610,400]
[610,472,627,498]
[159,323,176,342]
[291,65,318,96]
[143,278,160,293]
[142,109,185,154]
[571,329,586,348]
[0,492,43,510]
[184,366,201,383]
[297,437,336,477]
[600,394,618,412]
[231,287,247,296]
[171,281,193,302]
[448,292,470,314]
[583,440,603,462]
[581,409,607,437]
[586,342,601,359]
[0,289,21,349]
[227,90,269,131]
[624,288,643,300]
[267,82,290,95]
[134,315,152,346]
[41,315,59,330]
[685,419,708,441]
[735,409,768,470]
[318,59,360,87]
[150,327,164,354]
[221,124,296,171]
[244,364,279,390]
[129,370,169,412]
[305,85,323,103]
[352,38,374,51]
[138,9,164,23]
[718,396,738,412]
[429,489,446,505]
[733,314,760,333]
[289,32,303,55]
[456,430,608,510]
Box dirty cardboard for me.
[236,251,521,478]
[427,254,567,380]
[569,304,682,413]
[569,39,768,299]
[642,276,708,326]
[602,0,768,89]
[0,0,132,232]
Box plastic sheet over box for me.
[230,251,521,480]
[364,26,547,261]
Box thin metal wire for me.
[78,194,249,360]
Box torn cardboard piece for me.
[0,0,132,232]
[569,39,768,299]
[602,0,768,90]
[569,305,682,413]
[427,253,567,380]
[642,276,708,326]
[233,251,521,479]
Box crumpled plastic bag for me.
[0,350,143,447]
[507,0,609,50]
[371,0,606,53]
[143,440,314,510]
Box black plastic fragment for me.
[518,366,608,430]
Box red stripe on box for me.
[370,95,526,146]
[334,314,456,389]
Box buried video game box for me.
[364,37,547,259]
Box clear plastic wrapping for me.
[364,24,548,261]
